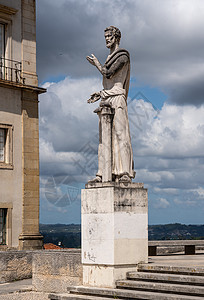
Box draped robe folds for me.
[96,48,135,179]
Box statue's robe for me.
[97,48,135,179]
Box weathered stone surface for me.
[32,250,82,293]
[49,294,111,300]
[116,280,204,296]
[19,90,43,250]
[127,271,204,284]
[82,183,148,287]
[0,251,32,283]
[137,263,204,276]
[0,292,49,300]
[60,286,203,299]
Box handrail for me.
[0,57,25,84]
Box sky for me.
[36,0,204,225]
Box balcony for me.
[0,57,25,85]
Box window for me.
[0,23,5,57]
[0,23,5,79]
[0,125,13,168]
[0,204,12,247]
[0,128,5,162]
[0,208,7,245]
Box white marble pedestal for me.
[81,182,148,288]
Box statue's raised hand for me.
[86,54,99,66]
[87,92,101,104]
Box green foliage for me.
[148,223,204,240]
[40,223,204,248]
[40,224,81,248]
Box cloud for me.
[39,76,204,223]
[136,102,204,158]
[37,0,204,105]
[39,76,102,182]
[39,78,204,192]
[154,188,179,195]
[173,198,183,205]
[154,198,170,209]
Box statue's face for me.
[104,30,116,49]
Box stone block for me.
[81,182,148,288]
[83,265,137,288]
[18,235,43,250]
[0,251,32,283]
[33,250,82,293]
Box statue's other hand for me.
[87,92,101,103]
[86,54,99,66]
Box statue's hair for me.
[104,26,121,44]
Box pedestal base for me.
[81,182,148,288]
[18,233,43,250]
[83,264,137,288]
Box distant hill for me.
[40,223,204,248]
[40,223,81,248]
[148,223,204,241]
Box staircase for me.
[49,264,204,299]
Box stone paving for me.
[149,251,204,267]
[0,279,32,295]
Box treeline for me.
[40,223,204,249]
[149,223,204,241]
[40,223,81,248]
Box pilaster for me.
[19,90,43,250]
[21,0,38,86]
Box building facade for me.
[0,0,45,249]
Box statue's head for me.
[104,26,121,49]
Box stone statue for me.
[87,26,135,183]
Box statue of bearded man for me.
[87,26,135,183]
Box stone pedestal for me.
[81,182,148,288]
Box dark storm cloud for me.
[36,0,110,79]
[37,0,204,106]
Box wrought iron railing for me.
[0,57,25,84]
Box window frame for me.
[0,208,7,245]
[0,203,12,248]
[0,127,5,162]
[0,124,13,169]
[0,23,5,58]
[0,15,12,64]
[0,5,18,82]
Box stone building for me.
[0,0,45,250]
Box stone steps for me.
[49,286,204,300]
[49,293,111,300]
[116,279,204,296]
[48,264,204,300]
[137,264,204,276]
[127,271,204,285]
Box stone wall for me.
[0,251,32,283]
[32,250,82,293]
[0,87,23,249]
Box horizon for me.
[39,222,204,226]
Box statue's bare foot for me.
[88,176,102,183]
[119,174,131,183]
